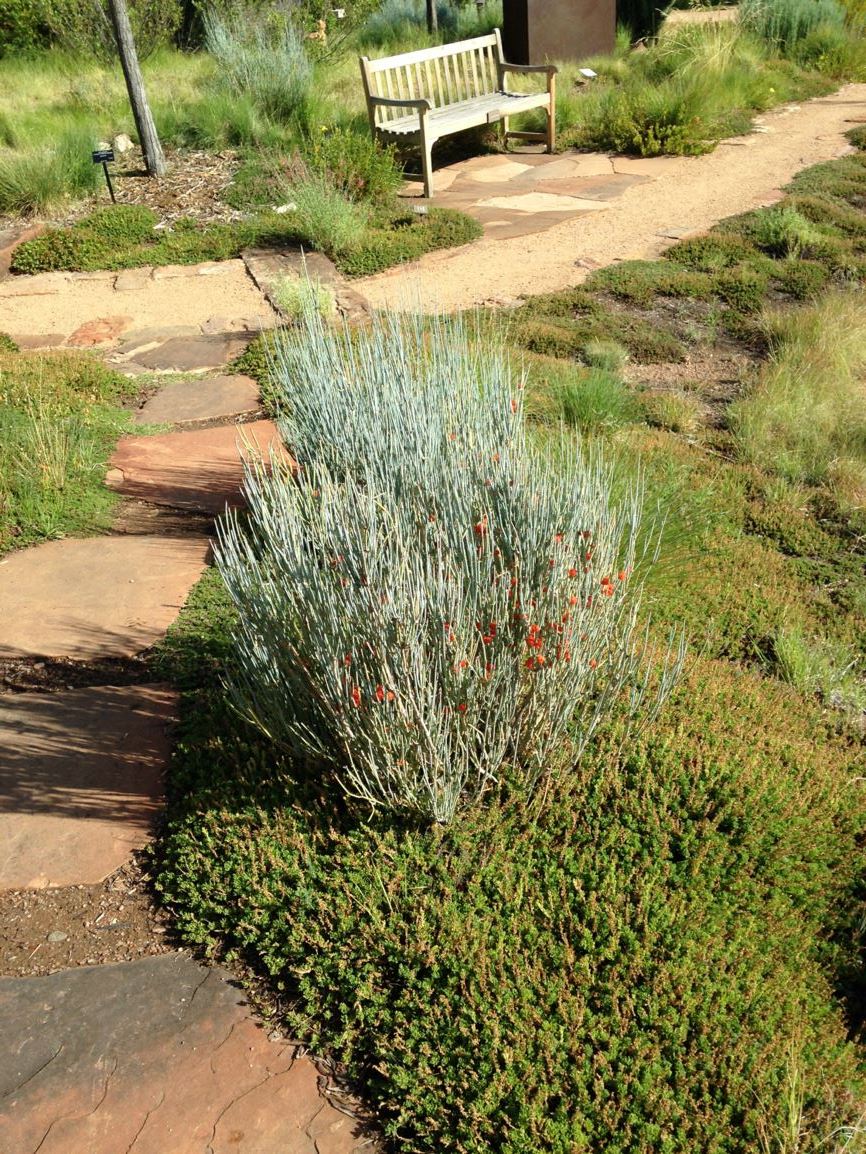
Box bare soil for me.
[0,854,174,978]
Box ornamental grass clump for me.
[215,309,681,823]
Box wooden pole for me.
[426,0,438,34]
[106,0,166,177]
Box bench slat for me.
[423,57,435,108]
[468,46,480,96]
[376,90,552,137]
[433,54,445,107]
[363,32,497,72]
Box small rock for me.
[273,202,297,214]
[96,140,111,151]
[113,133,134,154]
[47,931,68,942]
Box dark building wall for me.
[502,0,615,64]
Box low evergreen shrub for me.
[771,258,831,299]
[588,260,712,306]
[713,265,769,312]
[9,201,482,277]
[664,232,759,272]
[306,125,402,205]
[158,651,865,1154]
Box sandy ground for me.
[358,84,866,312]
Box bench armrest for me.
[369,96,431,112]
[498,61,557,94]
[501,62,558,76]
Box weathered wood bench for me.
[360,29,556,199]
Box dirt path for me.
[358,83,866,311]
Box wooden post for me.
[107,0,166,177]
[426,0,438,34]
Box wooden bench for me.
[360,29,556,199]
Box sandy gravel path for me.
[358,84,866,312]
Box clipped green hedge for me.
[158,637,865,1153]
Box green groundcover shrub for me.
[158,653,865,1153]
[9,201,482,277]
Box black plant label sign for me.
[92,149,115,164]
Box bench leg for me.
[420,126,434,199]
[501,115,510,149]
[547,77,556,153]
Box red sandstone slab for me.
[0,535,210,660]
[0,954,371,1153]
[65,315,133,347]
[108,419,287,513]
[0,685,175,889]
[0,223,42,279]
[133,374,260,426]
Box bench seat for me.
[379,89,554,139]
[360,30,556,198]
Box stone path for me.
[0,252,372,1149]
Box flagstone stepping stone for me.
[65,315,133,347]
[133,374,260,426]
[108,420,286,513]
[531,174,645,200]
[130,333,255,373]
[0,953,370,1154]
[242,248,372,325]
[464,159,533,183]
[0,685,175,890]
[523,153,615,179]
[7,333,67,350]
[611,155,686,176]
[477,192,611,214]
[0,536,210,660]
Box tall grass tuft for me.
[203,7,314,126]
[0,125,100,215]
[286,175,369,255]
[0,350,132,551]
[215,308,682,824]
[730,290,866,485]
[740,0,847,52]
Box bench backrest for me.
[360,31,505,127]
